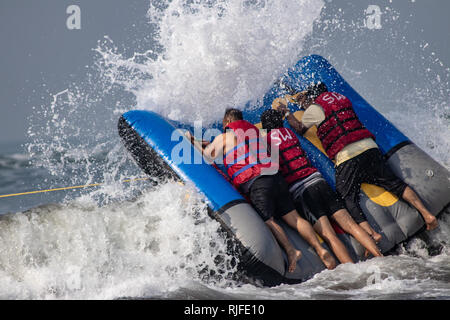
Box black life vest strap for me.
[279,143,312,178]
[323,127,370,152]
[317,107,355,131]
[279,144,298,153]
[317,106,371,153]
[319,116,360,140]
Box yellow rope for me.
[0,177,150,199]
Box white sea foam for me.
[0,182,235,299]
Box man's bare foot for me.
[424,214,438,231]
[364,236,383,258]
[371,231,382,243]
[364,248,383,259]
[359,222,382,244]
[287,249,302,273]
[318,249,337,270]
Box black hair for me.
[224,108,243,122]
[306,82,328,100]
[261,109,284,131]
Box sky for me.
[0,0,148,146]
[0,0,449,147]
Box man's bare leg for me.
[402,186,438,231]
[359,221,383,243]
[282,211,337,270]
[265,218,302,273]
[332,209,383,258]
[314,216,354,264]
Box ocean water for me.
[1,0,449,300]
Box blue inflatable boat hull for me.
[118,55,450,286]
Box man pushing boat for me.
[186,108,337,272]
[260,108,383,261]
[273,83,439,234]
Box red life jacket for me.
[223,120,273,187]
[314,92,375,160]
[268,128,317,185]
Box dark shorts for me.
[292,179,345,225]
[247,173,296,222]
[335,148,408,224]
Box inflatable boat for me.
[118,55,450,286]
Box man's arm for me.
[185,131,210,147]
[286,113,308,135]
[185,131,210,152]
[274,100,308,135]
[185,131,224,162]
[203,133,224,160]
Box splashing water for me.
[0,182,237,299]
[97,0,324,124]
